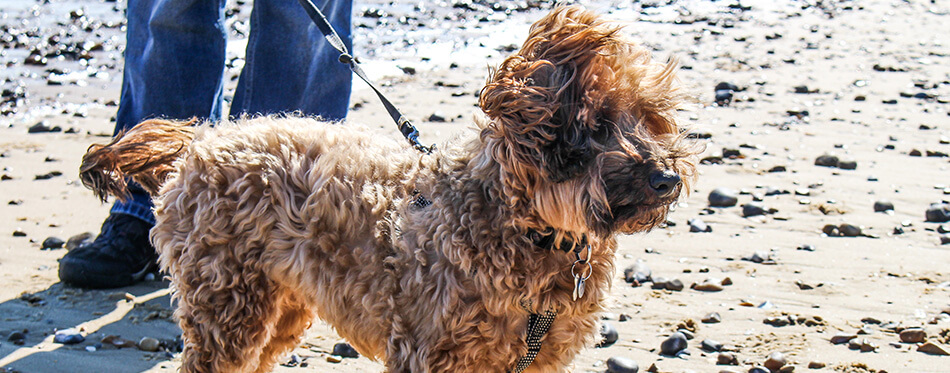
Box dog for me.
[79,6,697,372]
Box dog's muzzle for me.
[648,170,681,198]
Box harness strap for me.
[297,0,433,154]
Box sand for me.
[1,0,949,372]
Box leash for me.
[297,0,434,154]
[512,301,557,373]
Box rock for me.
[606,356,639,373]
[807,361,826,369]
[873,200,894,213]
[743,251,772,264]
[926,203,950,222]
[702,312,722,324]
[815,154,838,167]
[797,244,816,251]
[717,352,738,365]
[102,335,137,349]
[8,331,26,343]
[692,279,724,292]
[899,328,927,343]
[624,261,651,284]
[12,229,27,237]
[764,352,786,371]
[66,232,94,250]
[836,159,858,170]
[764,317,790,327]
[838,224,862,237]
[598,322,619,347]
[332,342,360,358]
[427,112,446,122]
[831,333,857,344]
[665,278,685,291]
[137,337,160,352]
[715,90,734,106]
[722,148,742,158]
[709,188,739,207]
[28,121,54,133]
[849,338,877,352]
[41,236,65,250]
[749,366,770,373]
[742,202,769,217]
[326,355,343,363]
[54,328,84,344]
[688,218,712,233]
[651,277,669,290]
[918,342,950,355]
[659,332,688,355]
[701,339,723,352]
[941,234,950,245]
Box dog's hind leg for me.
[173,254,283,373]
[253,291,314,373]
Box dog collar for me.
[528,229,587,253]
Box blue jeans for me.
[112,0,353,224]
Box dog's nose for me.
[649,170,681,198]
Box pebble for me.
[41,236,65,250]
[837,159,858,170]
[623,261,652,284]
[925,203,950,222]
[665,278,685,291]
[764,352,786,371]
[598,322,618,347]
[941,234,950,245]
[717,352,738,365]
[743,251,773,264]
[702,312,722,323]
[838,224,863,237]
[742,202,770,217]
[808,361,826,369]
[53,328,84,344]
[688,218,712,233]
[326,355,343,363]
[427,112,446,122]
[830,333,857,344]
[332,342,359,358]
[606,356,639,373]
[701,339,723,352]
[873,200,894,213]
[748,366,770,373]
[12,229,27,237]
[692,279,724,292]
[659,332,688,355]
[708,188,739,207]
[899,328,926,343]
[814,154,839,167]
[66,232,94,250]
[137,337,160,352]
[918,342,950,355]
[797,244,816,251]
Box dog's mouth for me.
[608,199,677,234]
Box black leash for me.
[297,0,434,154]
[512,303,557,373]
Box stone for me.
[764,352,786,371]
[326,355,343,363]
[749,366,770,373]
[815,154,839,167]
[830,333,857,344]
[873,200,894,213]
[54,328,84,344]
[598,322,619,347]
[807,361,826,369]
[702,312,722,323]
[41,236,65,250]
[651,277,669,290]
[137,337,160,352]
[701,339,723,352]
[926,203,950,223]
[918,342,950,355]
[744,251,771,264]
[838,224,862,237]
[899,328,927,343]
[941,234,950,245]
[427,112,446,122]
[659,332,688,356]
[692,279,724,292]
[716,352,738,365]
[742,202,768,217]
[688,218,712,233]
[836,159,858,170]
[715,90,734,106]
[12,229,27,237]
[708,188,739,207]
[665,279,685,291]
[624,261,651,284]
[332,342,360,358]
[66,232,94,250]
[606,356,639,373]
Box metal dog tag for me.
[573,274,586,301]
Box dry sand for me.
[1,0,949,372]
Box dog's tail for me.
[80,118,197,202]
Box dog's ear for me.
[479,6,620,184]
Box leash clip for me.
[571,245,592,301]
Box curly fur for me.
[79,6,698,373]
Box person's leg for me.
[60,0,227,289]
[230,0,352,120]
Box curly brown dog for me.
[79,6,697,373]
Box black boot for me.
[58,213,157,289]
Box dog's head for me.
[478,6,698,238]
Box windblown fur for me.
[79,6,698,373]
